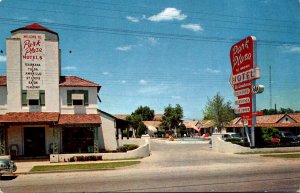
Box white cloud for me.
[148,8,187,22]
[116,45,133,51]
[126,16,139,23]
[181,23,203,32]
[205,67,220,74]
[121,80,126,84]
[172,96,181,99]
[139,80,147,85]
[0,55,6,63]
[62,66,77,70]
[284,45,300,53]
[102,72,110,75]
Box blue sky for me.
[0,0,300,120]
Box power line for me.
[2,1,300,35]
[0,17,299,47]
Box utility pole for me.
[269,65,272,109]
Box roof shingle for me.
[58,114,101,126]
[59,76,101,91]
[0,112,59,123]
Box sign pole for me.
[251,36,257,148]
[251,87,256,148]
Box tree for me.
[126,106,155,137]
[160,104,184,136]
[203,93,235,132]
[261,107,299,115]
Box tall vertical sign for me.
[21,34,45,90]
[230,36,259,126]
[230,36,263,147]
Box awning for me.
[0,112,59,125]
[58,114,101,126]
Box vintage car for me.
[0,159,17,176]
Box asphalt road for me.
[1,140,300,192]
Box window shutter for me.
[22,90,27,106]
[67,90,72,106]
[39,90,45,106]
[84,90,89,106]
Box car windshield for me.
[284,132,295,137]
[231,134,241,138]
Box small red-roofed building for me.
[226,114,300,135]
[0,23,118,158]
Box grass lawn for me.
[261,154,300,158]
[31,161,140,172]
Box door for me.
[24,127,45,156]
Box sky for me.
[0,0,300,120]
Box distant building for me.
[226,113,300,135]
[0,23,117,157]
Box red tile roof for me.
[226,113,300,128]
[143,121,161,128]
[113,114,129,121]
[0,76,101,91]
[0,76,6,86]
[59,76,101,91]
[0,112,101,126]
[0,112,59,123]
[11,23,58,35]
[58,114,101,126]
[183,121,199,131]
[198,120,214,129]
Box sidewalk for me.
[12,159,141,175]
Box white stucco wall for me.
[99,112,118,151]
[6,30,60,113]
[6,38,22,112]
[6,125,55,156]
[278,115,296,123]
[43,40,60,112]
[51,138,151,163]
[60,87,98,114]
[7,126,23,156]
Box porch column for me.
[52,127,60,154]
[93,127,99,153]
[0,127,6,155]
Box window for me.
[67,90,88,106]
[22,90,45,106]
[72,99,83,106]
[28,99,39,106]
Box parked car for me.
[0,159,17,176]
[222,133,242,141]
[279,131,299,143]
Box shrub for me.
[137,122,147,137]
[262,127,280,144]
[117,144,139,152]
[69,155,102,162]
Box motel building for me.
[0,23,117,158]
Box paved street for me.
[1,140,300,192]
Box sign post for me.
[230,36,263,148]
